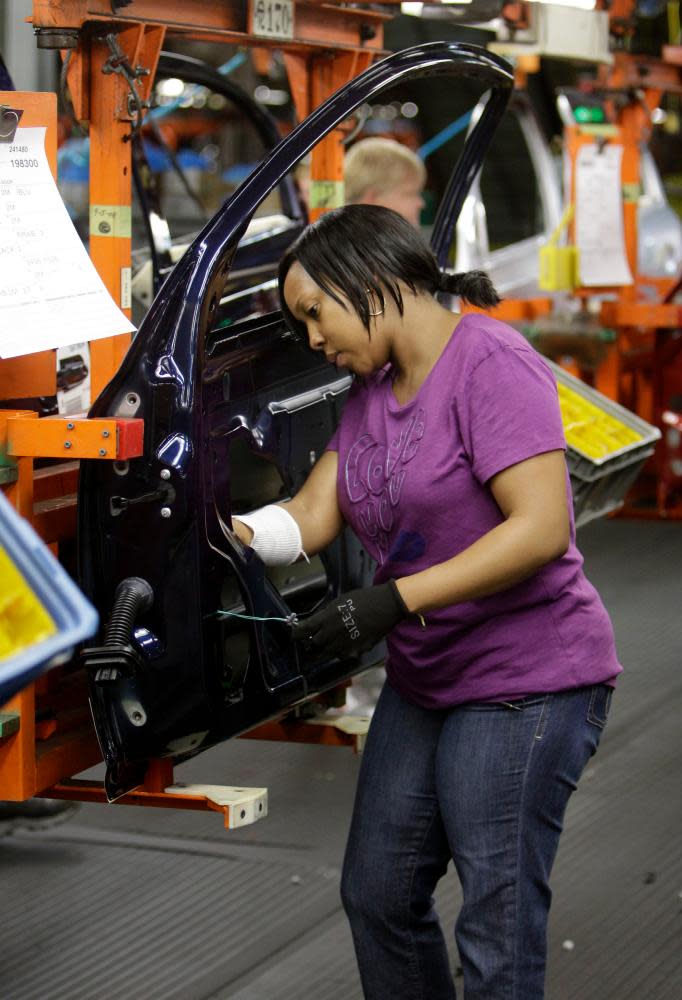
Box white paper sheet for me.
[575,143,633,287]
[0,126,135,359]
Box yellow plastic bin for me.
[0,490,98,705]
[547,360,661,527]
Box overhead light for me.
[158,77,184,98]
[254,85,290,107]
[403,0,596,10]
[401,0,473,9]
[531,0,596,8]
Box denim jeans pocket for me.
[587,684,613,730]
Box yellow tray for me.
[0,547,56,661]
[558,383,643,461]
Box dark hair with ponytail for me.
[437,270,500,307]
[278,204,499,341]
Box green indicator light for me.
[575,105,606,124]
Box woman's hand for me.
[231,451,344,562]
[292,580,408,660]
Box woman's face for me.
[283,261,390,376]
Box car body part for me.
[78,42,514,800]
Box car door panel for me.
[79,42,514,798]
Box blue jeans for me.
[341,681,612,1000]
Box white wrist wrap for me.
[235,504,303,566]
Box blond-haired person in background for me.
[344,137,426,227]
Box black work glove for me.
[292,580,409,661]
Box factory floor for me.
[2,518,681,1000]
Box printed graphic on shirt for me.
[344,408,426,564]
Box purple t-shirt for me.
[327,312,622,709]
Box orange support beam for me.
[32,1,388,55]
[43,777,266,829]
[87,25,165,398]
[7,416,143,460]
[0,351,56,400]
[0,687,36,800]
[282,47,377,223]
[464,298,554,324]
[600,301,682,329]
[309,50,374,222]
[0,673,102,800]
[1,410,36,520]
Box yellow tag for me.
[90,204,132,238]
[558,384,643,460]
[309,180,344,210]
[622,183,641,203]
[577,124,619,139]
[539,245,580,292]
[0,548,56,660]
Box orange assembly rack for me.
[0,1,387,823]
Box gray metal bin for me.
[547,360,661,527]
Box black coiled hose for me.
[105,577,154,646]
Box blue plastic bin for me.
[0,489,98,706]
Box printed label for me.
[89,204,132,239]
[120,266,132,310]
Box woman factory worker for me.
[232,204,621,1000]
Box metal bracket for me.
[101,32,150,131]
[0,712,21,740]
[43,777,268,829]
[0,106,23,144]
[165,784,268,828]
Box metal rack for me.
[0,0,385,824]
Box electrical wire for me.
[215,609,298,624]
[59,49,88,136]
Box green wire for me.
[215,610,294,623]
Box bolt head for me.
[66,422,75,430]
[160,468,171,480]
[64,441,72,449]
[102,429,110,438]
[99,448,107,456]
[160,507,171,518]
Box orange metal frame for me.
[46,759,247,830]
[476,45,682,518]
[574,56,682,517]
[7,415,144,461]
[0,2,386,818]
